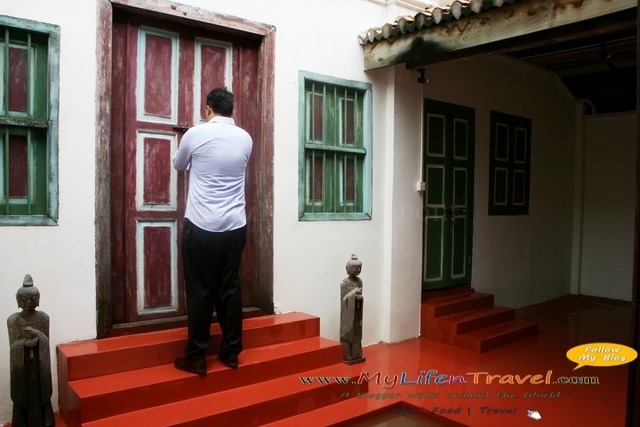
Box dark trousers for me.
[181,219,246,358]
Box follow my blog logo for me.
[566,342,637,370]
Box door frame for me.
[95,0,275,337]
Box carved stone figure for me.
[340,254,365,365]
[7,275,55,427]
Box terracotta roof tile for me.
[358,0,517,45]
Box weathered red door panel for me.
[111,16,259,325]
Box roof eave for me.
[362,0,637,70]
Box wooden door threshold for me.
[421,283,472,302]
[107,307,268,337]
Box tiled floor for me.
[335,295,633,427]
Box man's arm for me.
[172,131,193,171]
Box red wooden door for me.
[111,14,259,325]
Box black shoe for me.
[217,352,238,369]
[174,356,207,375]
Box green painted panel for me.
[451,216,466,278]
[488,111,531,215]
[426,165,444,206]
[32,128,47,213]
[424,217,444,281]
[454,119,468,159]
[31,43,49,119]
[427,114,445,156]
[453,168,467,206]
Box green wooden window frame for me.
[0,16,59,225]
[488,111,531,216]
[298,71,372,221]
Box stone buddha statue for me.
[340,254,365,365]
[7,274,55,426]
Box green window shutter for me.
[0,17,59,225]
[0,127,47,215]
[299,71,371,221]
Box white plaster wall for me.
[417,54,577,308]
[579,113,636,301]
[0,0,99,421]
[256,0,387,349]
[386,65,425,342]
[0,1,430,421]
[1,0,603,422]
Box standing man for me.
[173,87,253,375]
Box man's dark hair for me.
[207,87,234,117]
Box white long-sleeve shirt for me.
[172,116,253,232]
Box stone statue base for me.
[343,357,366,366]
[341,338,365,365]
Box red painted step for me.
[260,396,396,427]
[81,363,364,427]
[421,292,494,340]
[57,313,354,427]
[261,396,469,426]
[65,337,341,424]
[437,306,516,339]
[58,312,319,381]
[422,292,494,319]
[421,290,538,352]
[454,318,539,352]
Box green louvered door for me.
[422,99,474,291]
